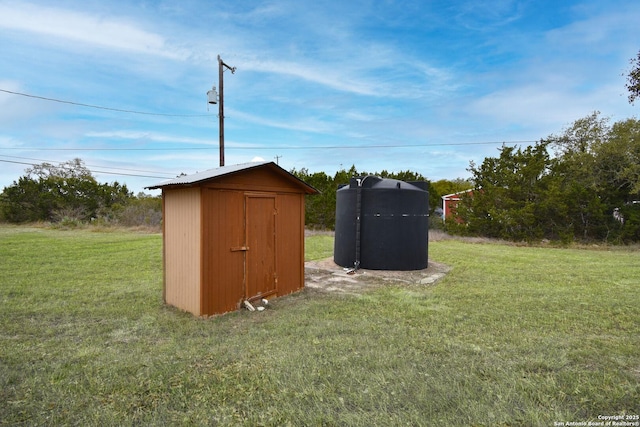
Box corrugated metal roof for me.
[146,161,318,193]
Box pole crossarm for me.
[219,57,236,74]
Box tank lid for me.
[341,176,428,192]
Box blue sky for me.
[1,0,638,195]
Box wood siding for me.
[200,189,304,315]
[276,193,305,295]
[201,190,245,315]
[203,166,305,194]
[245,194,277,300]
[164,188,202,315]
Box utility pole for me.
[207,55,236,167]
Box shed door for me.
[245,194,277,300]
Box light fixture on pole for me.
[207,55,236,167]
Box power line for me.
[0,158,173,180]
[0,154,173,176]
[0,88,213,118]
[0,89,544,148]
[0,140,534,152]
[0,146,214,151]
[227,141,535,149]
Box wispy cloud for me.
[86,130,268,149]
[453,0,524,31]
[545,5,640,51]
[85,131,211,145]
[240,57,380,96]
[0,2,186,59]
[230,109,336,134]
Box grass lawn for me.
[0,225,638,426]
[305,233,334,261]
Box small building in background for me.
[441,189,474,222]
[147,161,318,317]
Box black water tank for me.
[334,176,429,270]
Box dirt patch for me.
[304,257,451,295]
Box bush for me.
[0,159,133,224]
[116,196,162,228]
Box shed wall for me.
[201,189,245,315]
[276,193,305,295]
[205,167,304,193]
[199,190,305,315]
[164,187,202,315]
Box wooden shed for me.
[147,161,318,316]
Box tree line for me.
[0,158,470,231]
[0,158,161,228]
[450,112,640,243]
[290,166,471,230]
[2,113,638,243]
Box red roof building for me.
[441,189,474,222]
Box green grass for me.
[305,234,334,261]
[1,225,639,426]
